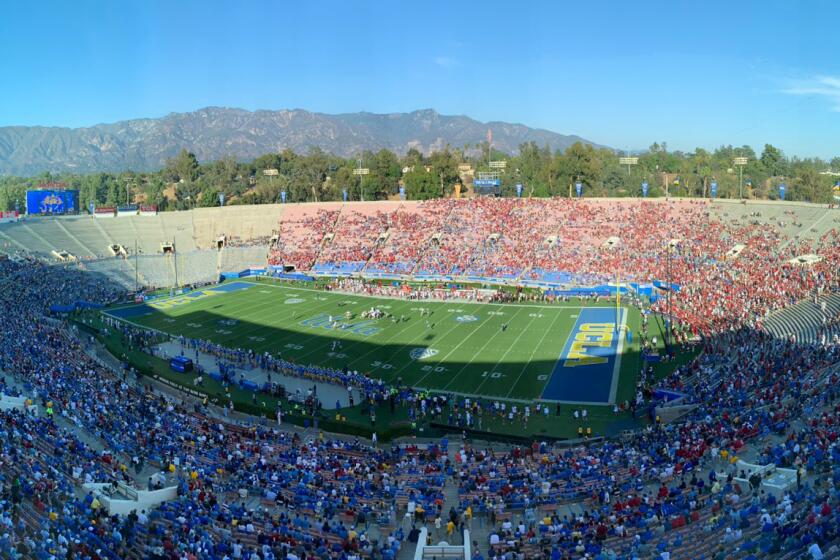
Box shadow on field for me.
[122,305,669,405]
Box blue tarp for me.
[653,280,682,292]
[653,389,686,402]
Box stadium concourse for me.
[0,197,837,560]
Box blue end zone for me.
[104,281,255,320]
[541,307,624,403]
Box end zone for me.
[104,281,255,319]
[541,307,626,404]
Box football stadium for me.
[1,194,838,560]
[1,3,839,559]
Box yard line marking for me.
[169,291,333,347]
[443,306,529,393]
[384,304,490,387]
[608,308,628,404]
[338,303,435,371]
[503,311,565,399]
[412,304,507,388]
[143,288,343,354]
[293,299,419,367]
[472,307,543,396]
[241,279,600,310]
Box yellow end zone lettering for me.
[563,322,613,367]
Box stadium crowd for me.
[0,197,838,559]
[270,198,840,338]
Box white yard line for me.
[292,299,419,365]
[436,309,522,391]
[608,308,628,404]
[504,310,565,399]
[167,290,341,351]
[242,279,600,310]
[453,306,530,394]
[410,304,506,387]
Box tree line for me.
[0,142,837,212]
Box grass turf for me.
[104,278,665,406]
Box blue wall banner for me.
[575,182,582,197]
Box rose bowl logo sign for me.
[410,348,439,360]
[455,315,479,323]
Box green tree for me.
[403,167,440,199]
[165,149,200,183]
[760,144,787,177]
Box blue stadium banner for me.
[342,189,348,202]
[710,182,718,198]
[399,186,406,200]
[218,193,225,206]
[26,189,79,215]
[779,183,786,200]
[89,201,95,214]
[834,181,840,202]
[474,179,501,187]
[515,183,523,197]
[641,182,649,197]
[281,190,287,203]
[575,182,582,197]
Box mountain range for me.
[0,107,603,176]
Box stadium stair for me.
[91,215,115,247]
[0,228,28,253]
[54,219,97,258]
[21,222,59,255]
[764,294,840,344]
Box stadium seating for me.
[0,198,838,559]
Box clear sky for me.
[1,0,838,159]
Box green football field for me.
[105,279,659,404]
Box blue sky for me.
[1,0,838,159]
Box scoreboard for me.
[26,188,79,215]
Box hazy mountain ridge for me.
[0,107,603,175]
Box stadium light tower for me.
[618,155,638,176]
[353,157,370,201]
[734,156,748,199]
